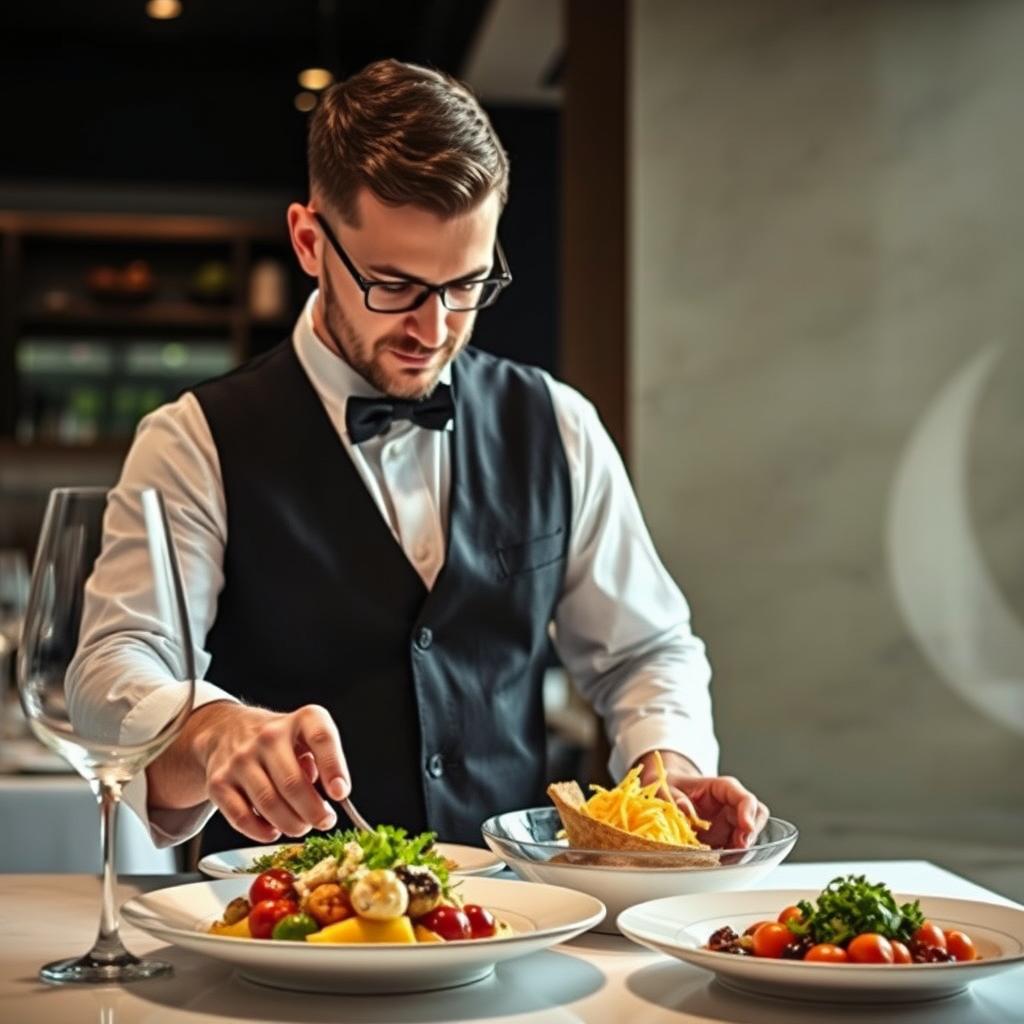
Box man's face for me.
[312,188,501,400]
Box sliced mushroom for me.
[395,865,442,918]
[222,896,251,925]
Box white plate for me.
[199,841,505,880]
[123,875,604,994]
[617,888,1024,1003]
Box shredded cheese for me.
[579,751,711,846]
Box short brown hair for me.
[308,59,509,224]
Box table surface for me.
[2,861,1022,1024]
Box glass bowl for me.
[481,807,798,934]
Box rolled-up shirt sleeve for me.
[545,376,720,781]
[66,392,237,847]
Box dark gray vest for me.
[192,341,571,852]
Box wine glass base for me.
[39,951,173,985]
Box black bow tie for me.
[345,384,454,444]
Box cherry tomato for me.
[249,868,296,905]
[945,930,978,962]
[890,940,912,964]
[912,922,947,949]
[847,933,894,964]
[463,904,497,939]
[743,920,775,937]
[777,905,803,926]
[753,923,794,959]
[805,943,849,963]
[416,905,472,941]
[249,898,299,940]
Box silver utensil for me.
[340,796,374,832]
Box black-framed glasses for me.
[314,211,513,313]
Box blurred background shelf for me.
[0,209,303,457]
[20,301,244,329]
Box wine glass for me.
[17,486,196,984]
[0,548,30,737]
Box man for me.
[70,59,767,855]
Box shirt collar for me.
[292,289,454,438]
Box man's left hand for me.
[634,749,769,849]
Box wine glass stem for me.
[90,778,129,961]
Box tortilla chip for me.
[546,780,720,869]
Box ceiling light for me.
[294,92,318,113]
[298,67,334,91]
[146,0,182,19]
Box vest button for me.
[427,753,445,778]
[415,626,433,650]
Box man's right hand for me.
[147,701,351,843]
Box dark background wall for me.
[0,1,559,372]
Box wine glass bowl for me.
[17,486,196,984]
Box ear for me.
[287,202,321,279]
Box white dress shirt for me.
[68,290,718,847]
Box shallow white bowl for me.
[617,888,1024,1003]
[122,875,605,994]
[481,807,797,934]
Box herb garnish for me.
[786,874,925,946]
[248,825,451,892]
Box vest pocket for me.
[497,526,567,579]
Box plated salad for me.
[208,825,510,944]
[704,875,979,964]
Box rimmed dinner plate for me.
[617,888,1024,1003]
[199,841,505,880]
[122,875,605,994]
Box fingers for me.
[678,775,769,849]
[668,785,700,822]
[294,705,351,802]
[258,729,337,831]
[235,759,317,837]
[751,799,771,840]
[207,773,281,844]
[298,751,318,784]
[204,704,346,838]
[706,776,766,848]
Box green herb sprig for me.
[786,874,925,946]
[248,825,451,893]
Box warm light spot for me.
[146,0,182,19]
[294,91,318,113]
[298,67,334,91]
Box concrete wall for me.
[631,0,1024,896]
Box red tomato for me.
[743,920,775,937]
[777,905,803,926]
[945,930,978,962]
[417,905,472,941]
[463,904,497,939]
[752,923,794,959]
[912,922,947,949]
[249,868,296,905]
[805,943,849,964]
[847,933,894,964]
[249,898,299,940]
[890,940,912,964]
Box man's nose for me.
[405,291,449,348]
